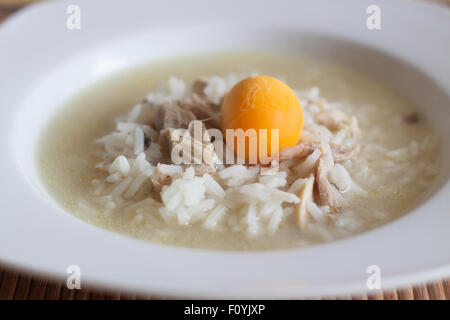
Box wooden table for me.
[1,3,449,300]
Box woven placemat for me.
[1,3,449,300]
[0,265,449,300]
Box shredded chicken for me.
[191,78,208,97]
[331,144,360,162]
[157,128,173,153]
[299,123,333,144]
[315,109,350,131]
[279,142,315,160]
[314,109,361,137]
[166,121,219,172]
[151,118,219,191]
[189,120,219,167]
[153,102,197,131]
[145,88,220,172]
[279,142,359,163]
[178,94,221,129]
[294,148,321,178]
[296,174,315,228]
[151,166,175,193]
[150,101,197,153]
[315,144,340,213]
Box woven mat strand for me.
[1,4,449,301]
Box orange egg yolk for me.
[221,75,303,163]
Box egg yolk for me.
[221,75,303,163]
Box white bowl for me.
[0,0,449,298]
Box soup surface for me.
[38,53,440,250]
